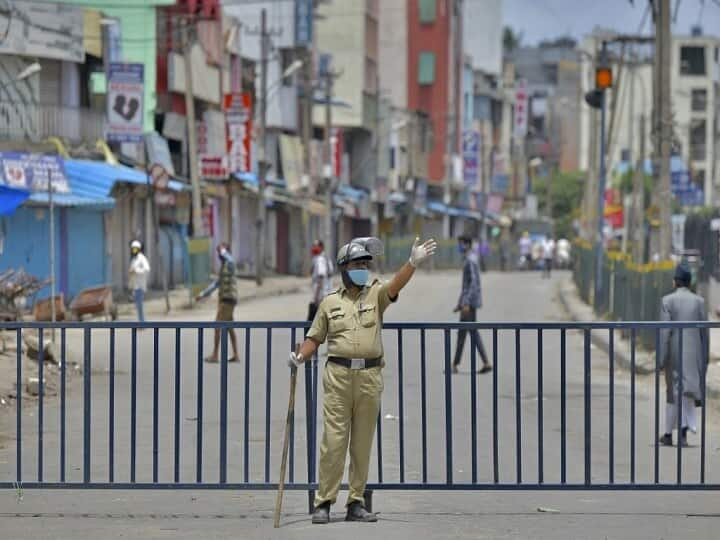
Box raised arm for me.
[387,237,437,299]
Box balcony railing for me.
[0,101,106,143]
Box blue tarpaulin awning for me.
[63,159,188,196]
[0,185,30,215]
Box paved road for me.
[0,270,719,539]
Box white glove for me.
[409,237,437,267]
[288,351,303,369]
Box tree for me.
[538,36,577,49]
[533,170,585,240]
[503,27,522,52]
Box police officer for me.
[195,243,240,363]
[289,236,437,524]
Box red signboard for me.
[331,128,342,179]
[224,92,252,174]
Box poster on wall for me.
[107,63,144,142]
[462,130,480,187]
[224,92,252,174]
[0,152,69,193]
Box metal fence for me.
[573,244,675,347]
[0,100,106,143]
[0,320,717,512]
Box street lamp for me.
[0,62,42,93]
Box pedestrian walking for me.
[288,236,437,524]
[308,240,334,322]
[452,236,492,374]
[541,237,555,279]
[195,243,240,363]
[659,263,708,447]
[128,240,150,323]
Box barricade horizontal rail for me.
[0,320,716,511]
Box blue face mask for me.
[347,269,369,287]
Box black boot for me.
[680,427,689,448]
[345,501,377,522]
[659,433,672,446]
[312,502,330,524]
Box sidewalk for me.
[557,277,720,399]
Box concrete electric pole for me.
[657,0,673,259]
[254,9,270,285]
[183,21,204,237]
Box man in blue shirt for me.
[453,236,492,374]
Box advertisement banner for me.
[224,92,252,174]
[0,152,69,193]
[107,63,144,142]
[514,79,529,138]
[295,0,313,46]
[462,130,480,186]
[331,128,343,179]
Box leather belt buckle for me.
[351,358,364,370]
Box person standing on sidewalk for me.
[452,236,492,374]
[288,236,437,524]
[659,263,708,447]
[195,243,240,363]
[308,240,334,322]
[128,240,150,323]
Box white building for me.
[462,0,503,76]
[579,32,720,206]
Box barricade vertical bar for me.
[561,329,567,484]
[131,328,137,483]
[312,352,318,486]
[677,328,683,485]
[16,328,21,482]
[470,328,478,484]
[492,328,499,484]
[304,341,313,512]
[60,327,66,482]
[654,328,660,484]
[220,328,229,484]
[244,329,251,483]
[196,328,204,483]
[153,327,160,483]
[109,328,115,483]
[174,328,181,483]
[265,328,272,483]
[443,329,453,485]
[398,328,405,483]
[515,328,522,484]
[583,328,591,486]
[630,329,636,483]
[537,329,543,484]
[701,337,707,484]
[38,328,44,482]
[609,328,614,484]
[420,329,428,484]
[83,327,91,484]
[289,327,296,483]
[376,408,383,484]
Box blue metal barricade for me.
[0,320,717,510]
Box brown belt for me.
[328,357,382,370]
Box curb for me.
[117,284,305,318]
[556,278,720,400]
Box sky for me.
[503,0,720,45]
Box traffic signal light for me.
[595,66,612,90]
[584,89,604,109]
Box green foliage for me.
[533,170,585,240]
[503,27,522,52]
[617,168,653,209]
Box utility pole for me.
[656,0,673,259]
[255,8,270,285]
[301,44,313,272]
[322,66,338,253]
[593,41,610,310]
[632,114,646,263]
[183,21,203,237]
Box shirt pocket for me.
[358,304,377,328]
[328,309,350,332]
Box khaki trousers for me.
[314,361,383,508]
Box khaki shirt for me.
[307,278,397,360]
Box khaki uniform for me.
[307,278,396,507]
